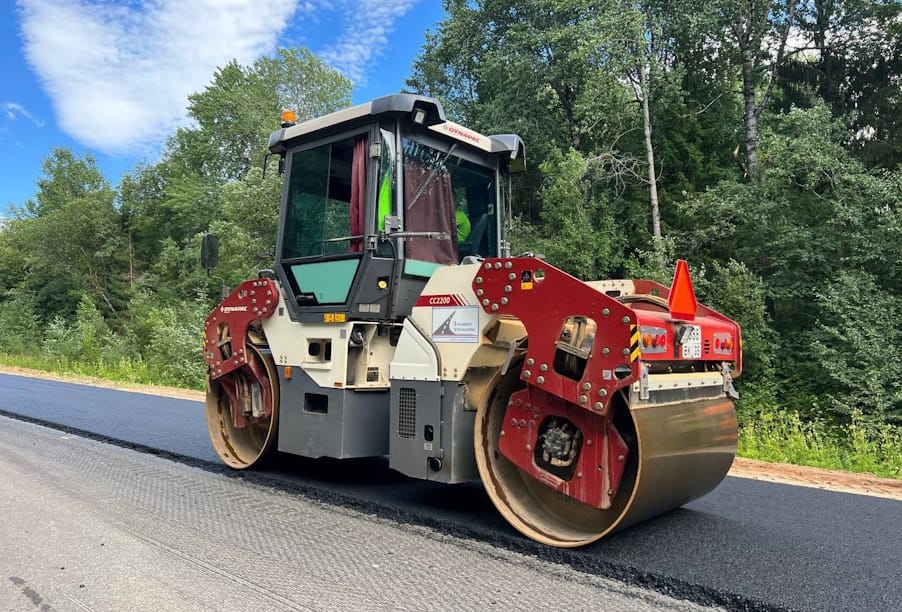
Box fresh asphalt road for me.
[1,372,899,611]
[1,416,715,612]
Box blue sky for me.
[0,0,445,210]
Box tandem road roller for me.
[201,94,741,547]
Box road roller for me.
[201,94,741,547]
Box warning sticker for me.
[432,306,480,343]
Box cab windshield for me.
[402,137,498,268]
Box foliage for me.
[692,259,775,390]
[0,291,206,389]
[42,297,125,364]
[804,272,902,423]
[177,47,352,182]
[2,149,126,321]
[209,167,283,286]
[118,46,352,306]
[676,104,901,424]
[511,148,624,279]
[0,290,42,354]
[26,148,108,217]
[410,1,902,475]
[408,0,650,226]
[142,300,208,388]
[778,0,902,168]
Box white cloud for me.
[319,0,419,85]
[17,0,298,155]
[3,102,45,127]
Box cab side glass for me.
[282,136,367,258]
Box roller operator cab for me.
[202,94,742,547]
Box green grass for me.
[2,351,900,479]
[0,352,204,391]
[738,409,902,479]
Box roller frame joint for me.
[471,257,640,417]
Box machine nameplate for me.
[431,306,480,343]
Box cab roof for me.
[268,93,525,172]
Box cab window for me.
[281,134,368,305]
[402,137,498,272]
[282,135,368,259]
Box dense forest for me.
[1,2,900,473]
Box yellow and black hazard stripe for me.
[630,324,641,362]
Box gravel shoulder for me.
[2,364,899,501]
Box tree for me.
[408,0,681,268]
[176,47,353,183]
[620,0,692,243]
[713,0,800,180]
[209,167,283,286]
[26,148,107,217]
[805,271,902,423]
[777,0,902,168]
[410,2,637,170]
[511,148,624,279]
[121,46,352,303]
[3,149,127,321]
[677,104,901,419]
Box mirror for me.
[200,234,220,270]
[263,152,285,178]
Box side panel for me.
[276,365,389,459]
[437,382,479,483]
[389,319,440,381]
[409,263,513,380]
[388,380,479,484]
[260,278,497,475]
[263,292,395,390]
[389,379,442,478]
[385,266,517,483]
[263,286,393,459]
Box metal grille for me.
[703,339,711,355]
[398,388,416,439]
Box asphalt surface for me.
[1,372,900,611]
[1,417,711,612]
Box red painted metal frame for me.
[473,258,640,415]
[202,278,280,428]
[499,387,630,509]
[474,258,637,508]
[630,279,742,374]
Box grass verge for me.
[0,353,204,391]
[738,409,902,480]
